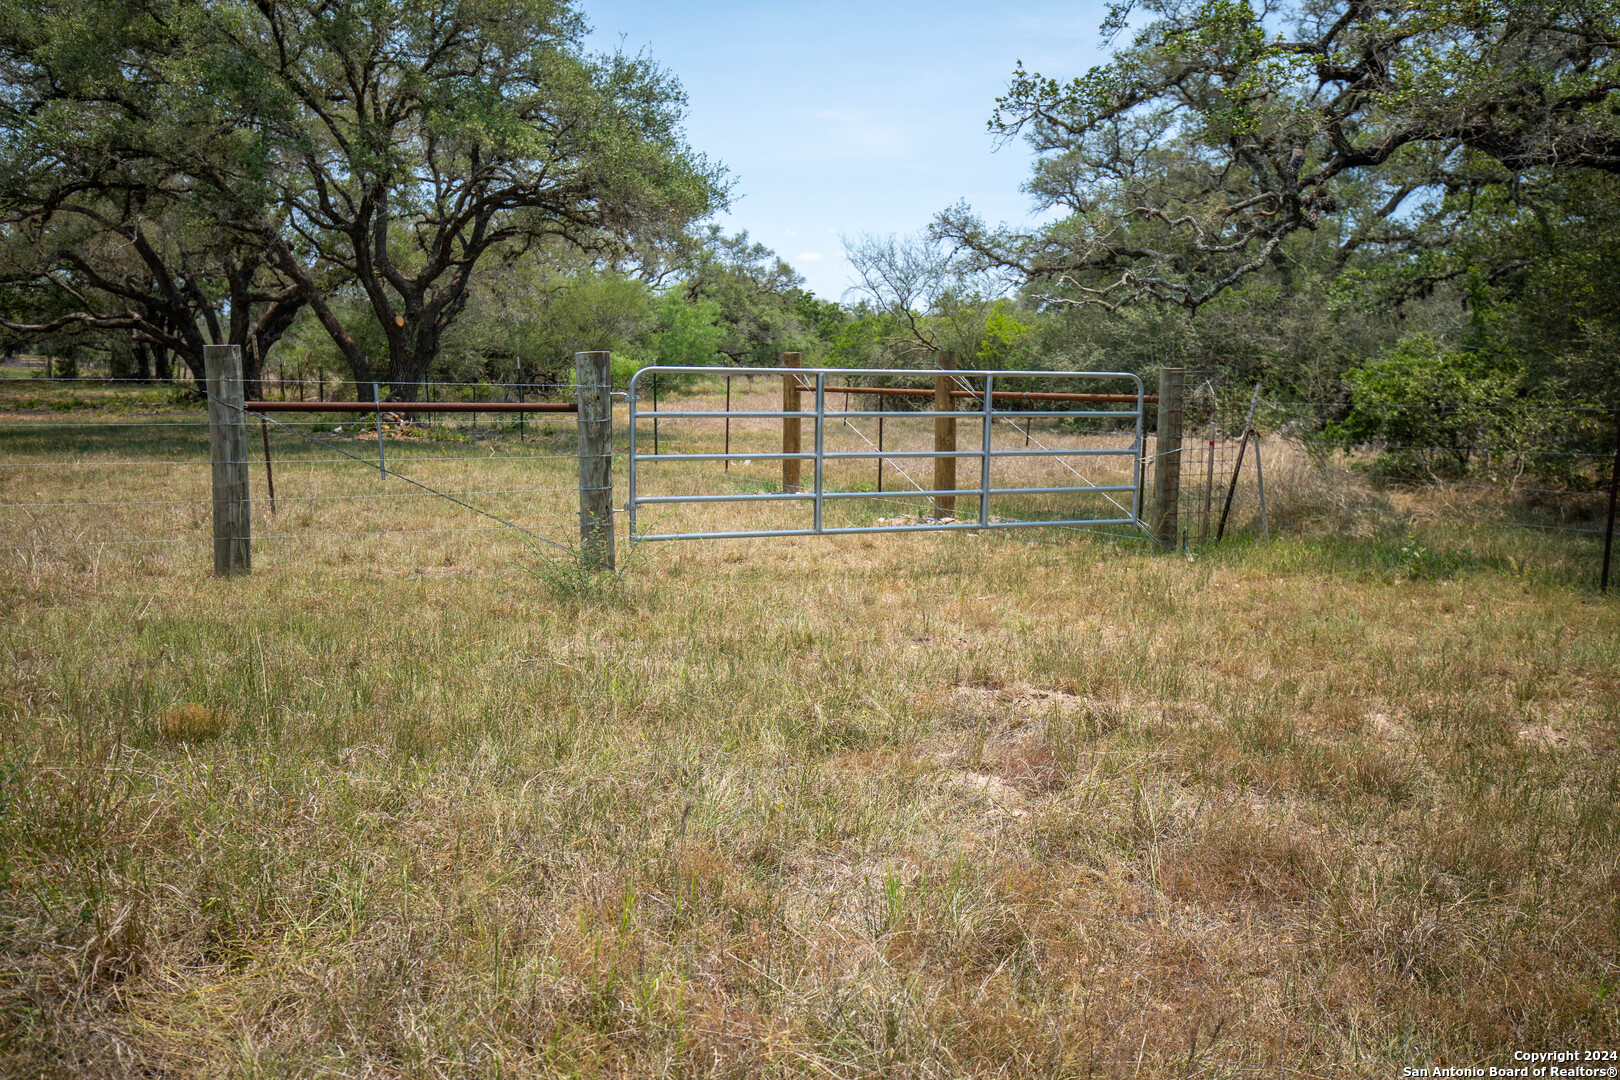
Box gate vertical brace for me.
[1152,366,1186,546]
[1133,384,1147,526]
[626,364,639,542]
[978,374,994,527]
[934,352,957,516]
[575,350,615,570]
[203,344,251,576]
[813,372,826,533]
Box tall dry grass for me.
[1,379,1616,1076]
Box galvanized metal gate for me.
[626,365,1147,542]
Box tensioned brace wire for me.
[825,409,960,517]
[832,402,928,493]
[212,392,574,554]
[949,373,1140,523]
[780,385,1038,517]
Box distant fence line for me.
[2,354,1617,588]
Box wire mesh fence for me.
[1163,371,1616,579]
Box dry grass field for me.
[2,376,1617,1077]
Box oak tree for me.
[938,0,1620,312]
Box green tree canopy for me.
[0,0,728,398]
[671,226,812,364]
[216,0,727,399]
[0,0,305,390]
[938,0,1620,312]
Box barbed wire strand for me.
[0,418,579,429]
[1,522,572,553]
[0,451,587,468]
[0,375,572,389]
[223,394,573,554]
[1,486,577,509]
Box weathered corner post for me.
[1151,365,1186,547]
[781,352,802,493]
[575,350,615,570]
[933,351,957,516]
[203,344,251,576]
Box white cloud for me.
[795,251,826,263]
[783,228,797,237]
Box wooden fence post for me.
[1151,366,1186,547]
[782,352,802,493]
[934,351,957,516]
[575,350,615,570]
[203,344,251,576]
[1602,405,1618,592]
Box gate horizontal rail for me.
[627,366,1147,543]
[649,407,1132,420]
[805,384,1155,405]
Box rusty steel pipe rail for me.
[791,382,1152,405]
[245,400,577,413]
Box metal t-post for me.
[575,350,615,570]
[373,381,386,478]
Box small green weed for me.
[526,548,631,604]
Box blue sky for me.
[582,1,1115,300]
